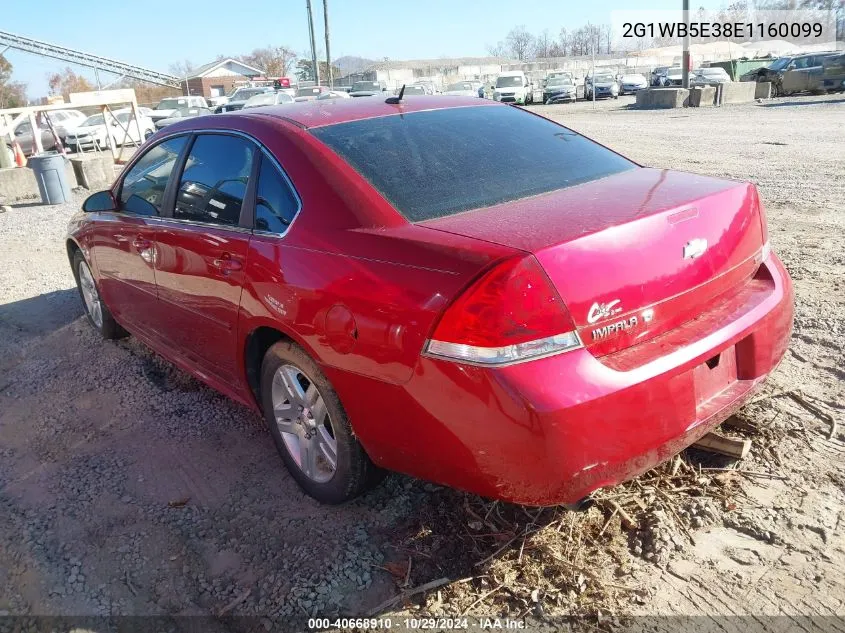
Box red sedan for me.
[67,97,793,506]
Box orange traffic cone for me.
[12,141,26,167]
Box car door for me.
[153,132,256,384]
[90,135,189,334]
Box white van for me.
[493,71,534,105]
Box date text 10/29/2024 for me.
[308,618,526,629]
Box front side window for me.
[174,134,254,227]
[254,156,298,233]
[119,136,188,216]
[312,105,635,222]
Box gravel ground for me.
[0,93,842,629]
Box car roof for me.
[237,95,499,129]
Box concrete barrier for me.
[689,86,717,107]
[0,160,79,203]
[718,81,757,105]
[635,87,689,109]
[754,81,772,99]
[69,153,117,191]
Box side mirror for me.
[82,190,118,213]
[787,63,796,70]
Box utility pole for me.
[591,24,596,109]
[323,0,333,88]
[306,0,320,86]
[682,0,690,89]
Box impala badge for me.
[684,238,708,259]
[587,299,622,324]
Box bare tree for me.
[559,27,570,56]
[486,41,509,57]
[241,45,298,77]
[534,29,553,59]
[505,26,536,61]
[168,60,195,78]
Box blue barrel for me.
[28,152,73,205]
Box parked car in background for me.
[316,90,352,100]
[585,73,619,99]
[294,86,330,102]
[348,81,384,97]
[413,80,440,95]
[215,87,274,113]
[493,71,534,104]
[740,52,839,97]
[398,85,428,96]
[619,73,648,94]
[651,67,669,86]
[242,92,295,109]
[544,70,573,87]
[154,107,212,129]
[4,110,87,158]
[817,52,845,93]
[661,67,683,87]
[68,96,793,507]
[65,111,156,151]
[151,96,209,123]
[691,67,732,87]
[543,76,576,103]
[443,81,479,97]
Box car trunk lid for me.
[420,167,765,357]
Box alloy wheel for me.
[77,259,103,328]
[271,364,337,483]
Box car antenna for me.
[385,84,405,104]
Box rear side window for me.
[120,136,187,216]
[254,156,298,233]
[174,134,254,227]
[311,106,636,222]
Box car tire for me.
[71,250,127,340]
[260,340,383,504]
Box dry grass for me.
[375,436,768,622]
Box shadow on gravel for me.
[0,289,81,338]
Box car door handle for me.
[212,255,242,273]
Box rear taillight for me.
[424,255,582,365]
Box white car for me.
[619,74,648,94]
[242,92,295,108]
[443,81,479,97]
[493,71,534,105]
[65,111,155,151]
[45,110,87,140]
[151,96,209,122]
[316,90,352,100]
[691,67,732,86]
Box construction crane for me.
[0,30,181,88]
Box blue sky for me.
[5,0,703,98]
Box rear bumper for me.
[335,254,793,506]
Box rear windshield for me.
[311,105,636,222]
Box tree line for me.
[485,0,843,61]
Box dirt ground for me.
[0,93,843,631]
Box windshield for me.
[547,77,573,87]
[297,87,321,96]
[667,68,683,77]
[82,114,105,127]
[699,69,726,77]
[352,81,380,91]
[403,86,427,94]
[311,106,635,222]
[245,93,276,107]
[156,98,187,110]
[496,76,523,88]
[768,57,792,71]
[622,75,644,82]
[593,74,614,83]
[232,88,266,101]
[447,82,473,91]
